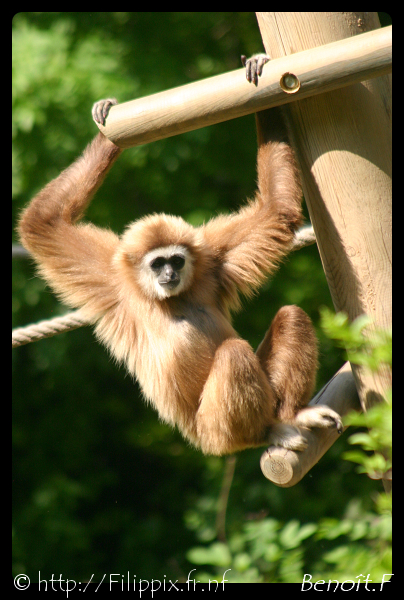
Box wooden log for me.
[256,12,391,491]
[260,363,361,487]
[255,12,392,413]
[94,26,391,148]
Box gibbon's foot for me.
[241,53,270,86]
[267,423,308,452]
[92,98,118,126]
[266,406,343,452]
[294,405,344,434]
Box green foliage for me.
[343,400,392,480]
[320,309,392,372]
[186,504,391,583]
[320,308,392,481]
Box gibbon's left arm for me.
[18,102,123,318]
[203,56,302,302]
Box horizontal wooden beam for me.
[95,26,391,148]
[260,362,361,487]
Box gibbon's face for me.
[140,245,194,300]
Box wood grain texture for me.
[256,12,391,413]
[260,363,360,487]
[95,26,391,148]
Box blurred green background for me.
[12,12,391,584]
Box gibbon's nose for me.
[165,265,176,280]
[160,265,180,288]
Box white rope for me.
[12,310,89,348]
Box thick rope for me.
[12,226,316,348]
[12,310,89,348]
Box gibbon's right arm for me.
[203,109,302,306]
[201,55,303,307]
[18,111,123,317]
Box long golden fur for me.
[19,88,342,455]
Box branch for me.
[260,362,361,487]
[94,27,391,148]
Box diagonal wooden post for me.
[260,362,361,487]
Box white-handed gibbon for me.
[18,56,342,456]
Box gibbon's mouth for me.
[160,280,180,289]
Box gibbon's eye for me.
[170,255,185,270]
[150,257,165,271]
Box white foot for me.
[294,405,343,434]
[267,423,308,452]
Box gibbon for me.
[18,56,342,456]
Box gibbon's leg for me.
[195,336,315,455]
[195,338,277,456]
[256,305,343,434]
[256,305,318,420]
